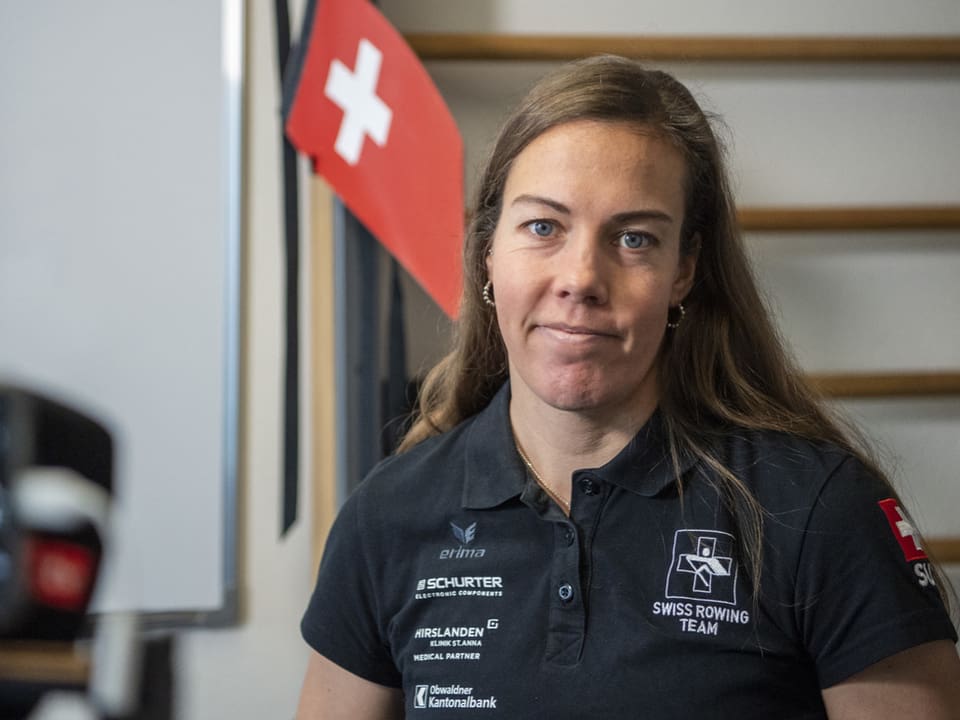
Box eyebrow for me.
[510,194,675,225]
[610,209,675,225]
[511,194,570,215]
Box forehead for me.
[502,120,688,212]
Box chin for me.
[535,381,618,413]
[524,361,659,418]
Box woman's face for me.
[487,120,697,419]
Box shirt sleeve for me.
[793,455,957,688]
[300,485,402,688]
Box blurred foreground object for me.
[0,385,128,718]
[0,385,113,642]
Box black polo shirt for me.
[302,384,956,719]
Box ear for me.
[670,234,700,305]
[484,247,494,280]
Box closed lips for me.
[539,323,619,338]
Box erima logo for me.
[439,521,485,559]
[451,522,476,545]
[666,529,738,605]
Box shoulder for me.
[318,413,488,589]
[715,426,852,477]
[722,430,920,569]
[706,427,884,513]
[365,416,476,490]
[345,411,486,524]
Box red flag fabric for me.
[877,498,928,562]
[285,0,464,317]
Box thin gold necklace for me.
[514,437,570,514]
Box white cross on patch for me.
[324,38,393,165]
[894,505,923,552]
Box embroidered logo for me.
[410,683,498,710]
[878,498,927,562]
[450,522,477,545]
[439,521,485,560]
[666,529,738,605]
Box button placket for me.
[554,523,578,607]
[544,514,584,665]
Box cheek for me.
[620,278,673,317]
[492,279,539,351]
[492,282,523,331]
[489,258,531,308]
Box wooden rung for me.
[464,206,960,231]
[739,206,960,231]
[810,372,960,398]
[0,642,89,684]
[928,538,960,564]
[407,34,960,63]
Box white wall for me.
[174,1,314,717]
[1,2,231,619]
[380,0,960,580]
[0,1,312,717]
[183,1,958,717]
[379,0,960,35]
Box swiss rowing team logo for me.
[666,529,738,605]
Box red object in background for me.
[27,537,97,611]
[878,498,928,562]
[286,0,464,317]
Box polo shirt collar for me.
[461,382,699,509]
[592,410,699,497]
[462,383,528,509]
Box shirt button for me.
[578,477,600,495]
[558,583,575,603]
[562,526,576,546]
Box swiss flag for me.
[878,498,928,562]
[285,0,464,317]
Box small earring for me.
[482,280,495,307]
[666,302,685,329]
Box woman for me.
[297,56,959,719]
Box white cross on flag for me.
[285,0,464,317]
[878,498,928,562]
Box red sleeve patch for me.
[878,498,928,562]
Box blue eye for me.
[619,231,652,249]
[528,220,555,237]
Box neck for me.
[508,379,658,502]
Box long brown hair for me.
[398,55,951,610]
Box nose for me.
[554,235,608,305]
